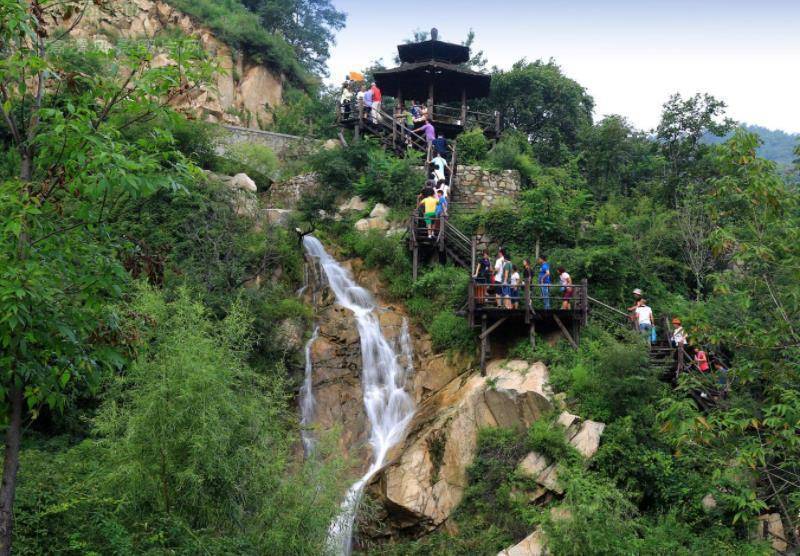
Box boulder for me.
[568,420,605,458]
[338,196,368,212]
[355,217,390,232]
[367,360,552,535]
[701,493,717,511]
[370,203,390,218]
[498,529,546,556]
[323,138,340,150]
[517,452,548,478]
[754,513,787,552]
[263,208,293,226]
[230,173,257,192]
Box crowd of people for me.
[339,78,442,151]
[471,250,574,311]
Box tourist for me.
[627,288,644,312]
[510,264,521,309]
[712,359,729,391]
[537,255,552,310]
[411,101,424,124]
[413,119,436,150]
[433,133,448,157]
[431,151,450,182]
[634,299,655,343]
[370,82,382,123]
[436,178,450,199]
[494,248,506,307]
[435,189,448,219]
[418,190,439,239]
[693,346,710,372]
[670,318,688,347]
[557,266,573,310]
[502,257,514,309]
[473,250,492,304]
[362,85,373,121]
[522,258,533,285]
[340,81,353,120]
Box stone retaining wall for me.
[456,165,521,208]
[218,125,318,158]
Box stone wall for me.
[266,172,321,208]
[456,165,521,208]
[218,125,317,159]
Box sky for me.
[325,0,800,134]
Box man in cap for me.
[627,288,643,313]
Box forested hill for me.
[703,124,799,166]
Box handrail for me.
[586,296,629,317]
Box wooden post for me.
[529,320,536,351]
[468,280,475,328]
[480,314,488,375]
[581,278,588,325]
[412,246,418,281]
[553,314,579,350]
[438,217,446,252]
[525,280,531,324]
[460,89,467,125]
[470,236,477,276]
[355,99,363,142]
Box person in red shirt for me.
[693,347,710,372]
[370,82,382,123]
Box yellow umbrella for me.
[348,71,365,82]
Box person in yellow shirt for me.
[419,191,439,239]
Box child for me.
[557,266,573,310]
[510,264,521,309]
[418,191,439,239]
[693,346,710,372]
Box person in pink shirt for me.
[370,82,382,123]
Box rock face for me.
[457,165,521,209]
[267,172,321,209]
[63,0,283,128]
[367,359,552,536]
[338,196,368,213]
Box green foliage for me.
[527,418,580,465]
[239,0,346,75]
[428,312,474,353]
[355,148,424,207]
[267,86,339,138]
[123,112,221,169]
[456,128,490,165]
[490,59,594,165]
[213,141,279,188]
[164,0,311,84]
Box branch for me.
[0,83,23,144]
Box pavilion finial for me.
[430,28,438,41]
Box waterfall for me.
[302,236,415,555]
[300,326,319,456]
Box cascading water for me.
[302,236,415,555]
[299,326,319,456]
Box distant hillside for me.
[703,124,799,166]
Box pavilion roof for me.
[373,61,491,102]
[397,39,470,64]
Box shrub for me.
[457,128,490,165]
[429,311,474,353]
[213,142,279,189]
[527,418,581,465]
[355,148,424,207]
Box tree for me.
[242,0,346,75]
[675,194,715,300]
[656,92,735,190]
[580,115,662,199]
[489,59,594,165]
[0,2,211,552]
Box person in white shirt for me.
[557,266,573,310]
[431,154,450,182]
[494,249,506,307]
[510,266,521,309]
[634,299,654,344]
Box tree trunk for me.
[0,387,24,556]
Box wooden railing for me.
[431,104,500,135]
[468,279,588,314]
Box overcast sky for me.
[325,0,800,133]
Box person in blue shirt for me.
[537,255,551,310]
